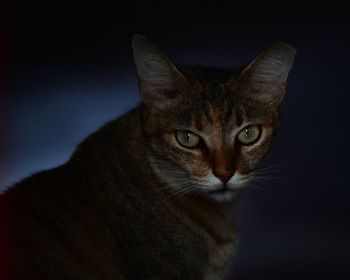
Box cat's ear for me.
[234,42,296,106]
[132,34,188,109]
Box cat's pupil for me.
[185,133,191,142]
[245,128,251,136]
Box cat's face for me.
[132,34,296,202]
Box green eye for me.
[237,125,261,145]
[176,131,200,148]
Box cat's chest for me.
[204,237,237,280]
[170,197,238,278]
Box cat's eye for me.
[237,125,261,145]
[175,131,200,148]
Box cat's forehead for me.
[169,92,272,137]
[192,102,245,133]
[164,65,276,133]
[180,65,244,104]
[179,65,241,85]
[171,99,244,135]
[179,65,275,122]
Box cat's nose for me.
[213,169,234,183]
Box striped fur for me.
[0,35,296,279]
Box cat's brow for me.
[235,106,244,127]
[203,104,214,124]
[194,117,203,131]
[210,107,221,125]
[172,124,202,134]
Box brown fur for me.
[0,35,296,279]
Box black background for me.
[3,2,350,279]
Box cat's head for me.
[132,34,296,202]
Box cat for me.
[0,34,296,280]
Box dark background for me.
[3,2,350,279]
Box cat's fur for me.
[0,35,296,279]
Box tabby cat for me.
[0,34,296,279]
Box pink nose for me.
[213,169,234,183]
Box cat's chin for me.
[205,187,241,202]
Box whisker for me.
[250,175,288,183]
[153,182,188,191]
[167,178,190,182]
[258,160,293,169]
[163,171,188,174]
[174,187,196,200]
[184,187,202,200]
[254,169,286,175]
[254,161,292,174]
[164,186,195,201]
[244,183,279,200]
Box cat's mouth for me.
[209,185,234,194]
